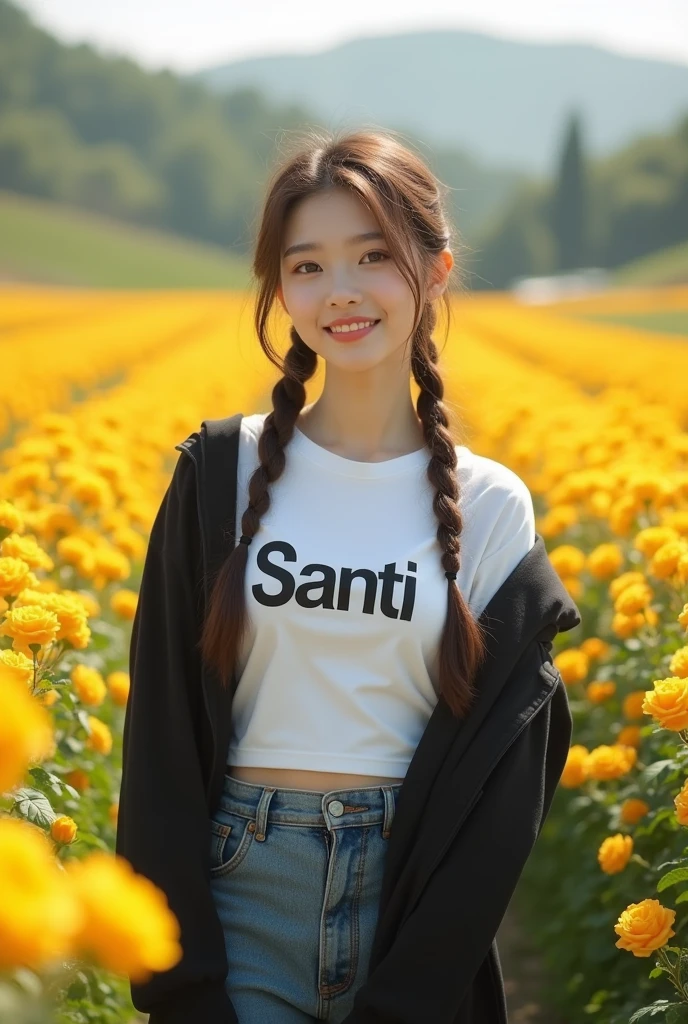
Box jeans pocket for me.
[209,810,254,877]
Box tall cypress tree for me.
[550,112,589,271]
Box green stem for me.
[657,947,688,1001]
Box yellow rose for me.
[0,501,24,536]
[587,544,624,581]
[0,557,38,597]
[609,571,647,600]
[65,852,182,981]
[623,690,647,720]
[107,671,130,706]
[614,899,676,957]
[0,604,60,658]
[619,799,650,825]
[635,527,679,558]
[678,602,688,630]
[553,648,590,686]
[549,545,586,577]
[642,677,688,731]
[85,716,112,756]
[64,769,90,793]
[51,815,78,845]
[674,779,688,826]
[0,534,53,572]
[0,649,34,688]
[110,588,138,620]
[651,540,688,580]
[560,745,589,788]
[669,646,688,679]
[598,834,633,874]
[617,726,641,748]
[0,669,55,793]
[0,818,83,969]
[615,582,653,616]
[586,680,616,704]
[585,745,634,781]
[580,637,611,661]
[71,664,106,707]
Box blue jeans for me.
[209,772,403,1023]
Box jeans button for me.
[328,800,344,817]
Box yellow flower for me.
[609,571,647,600]
[679,602,688,630]
[584,745,634,781]
[110,588,138,620]
[642,677,688,732]
[651,540,688,580]
[587,544,624,580]
[615,744,638,771]
[51,815,78,845]
[0,604,60,658]
[623,690,647,720]
[65,853,182,982]
[0,667,55,793]
[614,899,676,957]
[0,534,53,572]
[598,833,633,874]
[611,611,646,639]
[71,664,106,707]
[0,649,33,688]
[0,501,24,536]
[580,637,611,661]
[56,536,96,577]
[64,769,90,793]
[586,680,616,704]
[617,725,641,748]
[635,526,680,558]
[553,648,590,686]
[107,671,130,706]
[0,817,83,968]
[560,745,589,788]
[85,716,112,756]
[549,544,586,577]
[92,546,131,586]
[619,798,650,825]
[0,557,38,597]
[669,646,688,679]
[614,582,653,616]
[674,779,688,826]
[38,688,60,707]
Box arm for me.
[341,673,572,1024]
[116,452,237,1024]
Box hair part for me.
[200,127,488,719]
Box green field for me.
[0,191,251,288]
[613,238,688,288]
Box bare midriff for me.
[226,765,405,792]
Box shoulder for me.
[455,444,533,513]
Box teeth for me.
[329,321,375,333]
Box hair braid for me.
[199,329,317,688]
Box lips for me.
[324,319,381,341]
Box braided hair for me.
[200,128,488,719]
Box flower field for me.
[1,284,688,1023]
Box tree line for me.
[0,0,686,288]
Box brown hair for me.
[200,127,488,719]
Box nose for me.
[326,271,364,307]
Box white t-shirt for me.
[226,412,536,778]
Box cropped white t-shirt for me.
[225,412,536,778]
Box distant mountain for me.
[195,31,688,175]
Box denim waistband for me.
[219,772,403,836]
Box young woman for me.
[117,129,581,1024]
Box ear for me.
[426,249,454,302]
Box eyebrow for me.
[282,231,385,259]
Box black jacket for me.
[116,413,581,1024]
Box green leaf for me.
[658,867,688,892]
[640,759,676,785]
[630,1002,675,1021]
[76,709,92,734]
[13,788,56,827]
[648,966,665,978]
[676,891,688,904]
[666,1005,688,1024]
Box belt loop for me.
[381,785,396,840]
[254,786,276,842]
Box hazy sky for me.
[15,0,688,72]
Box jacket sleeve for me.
[115,450,238,1024]
[340,668,572,1024]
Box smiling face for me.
[276,186,450,374]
